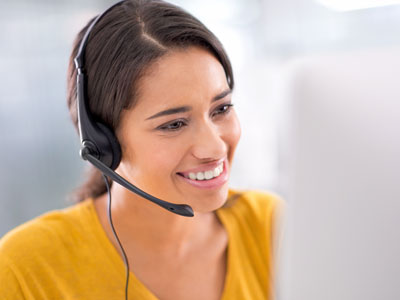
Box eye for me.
[212,103,234,117]
[158,119,187,131]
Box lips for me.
[177,158,225,176]
[176,158,229,189]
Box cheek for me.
[149,145,178,171]
[135,137,185,178]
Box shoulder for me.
[221,188,285,249]
[223,188,285,260]
[0,200,112,298]
[0,201,92,266]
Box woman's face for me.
[116,47,241,213]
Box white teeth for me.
[186,163,224,181]
[204,170,213,180]
[196,172,205,180]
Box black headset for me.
[73,0,194,218]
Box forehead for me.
[134,47,229,111]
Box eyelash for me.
[158,103,234,132]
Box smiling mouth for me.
[177,162,224,181]
[176,160,228,190]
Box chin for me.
[187,185,229,214]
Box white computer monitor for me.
[278,46,400,300]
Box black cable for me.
[102,174,130,300]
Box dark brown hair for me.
[67,0,234,202]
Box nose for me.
[191,121,227,161]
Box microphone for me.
[80,147,194,217]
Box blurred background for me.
[1,0,399,299]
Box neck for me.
[93,183,219,258]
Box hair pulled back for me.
[67,0,234,202]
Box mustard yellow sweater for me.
[0,189,282,299]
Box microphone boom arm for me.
[83,152,194,217]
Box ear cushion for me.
[95,122,122,170]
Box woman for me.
[0,0,283,299]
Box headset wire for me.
[103,174,130,300]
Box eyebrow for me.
[145,88,232,120]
